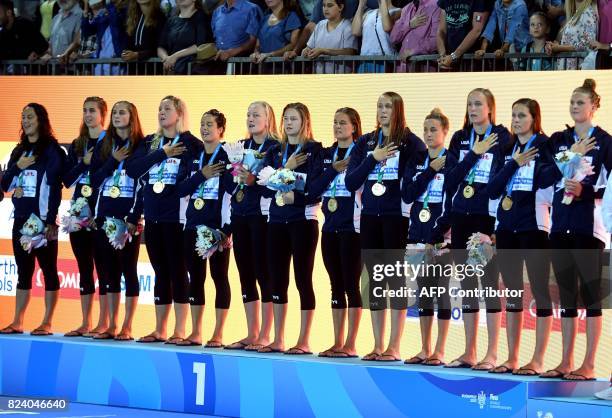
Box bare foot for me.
[319,344,343,357]
[515,360,544,376]
[564,365,595,381]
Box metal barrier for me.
[1,51,608,76]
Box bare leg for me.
[380,309,406,360]
[363,309,386,360]
[493,311,522,372]
[260,303,286,352]
[429,317,450,364]
[32,290,58,334]
[474,311,500,370]
[287,309,314,353]
[1,289,31,332]
[517,315,552,375]
[116,296,138,340]
[208,308,229,345]
[321,308,346,355]
[565,316,601,380]
[541,317,577,377]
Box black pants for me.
[267,220,319,310]
[145,222,189,305]
[416,251,452,320]
[360,214,409,310]
[450,213,501,313]
[70,229,105,296]
[549,232,604,318]
[13,217,59,291]
[95,226,141,297]
[321,231,362,309]
[183,228,231,308]
[232,215,272,303]
[496,230,552,316]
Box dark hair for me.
[327,0,345,7]
[573,78,601,109]
[512,98,543,134]
[335,107,362,141]
[17,103,58,157]
[127,0,164,36]
[0,0,14,12]
[463,88,496,129]
[75,96,107,156]
[203,109,226,138]
[530,11,549,25]
[425,107,450,132]
[100,101,144,160]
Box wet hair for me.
[335,107,362,141]
[425,108,450,132]
[100,101,145,160]
[573,78,601,109]
[17,103,58,157]
[75,96,107,156]
[203,109,227,138]
[463,88,496,129]
[512,98,543,134]
[280,102,314,143]
[247,101,280,140]
[376,91,410,146]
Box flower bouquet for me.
[554,150,594,205]
[61,197,94,233]
[405,243,428,267]
[223,142,245,183]
[258,166,297,205]
[102,217,130,250]
[466,233,495,267]
[19,213,47,253]
[242,148,266,175]
[195,225,223,259]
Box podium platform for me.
[0,335,609,418]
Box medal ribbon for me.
[375,129,387,184]
[282,142,303,167]
[155,134,180,184]
[196,143,222,199]
[573,126,595,144]
[82,130,106,187]
[111,145,125,189]
[16,150,34,189]
[505,134,537,198]
[422,148,446,210]
[330,143,355,199]
[465,125,492,186]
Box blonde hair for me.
[425,107,450,132]
[463,88,496,129]
[565,0,595,26]
[151,95,188,150]
[246,101,280,140]
[280,102,314,144]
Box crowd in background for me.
[0,0,611,73]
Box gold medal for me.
[276,193,285,207]
[109,186,121,199]
[327,198,338,213]
[371,182,386,196]
[194,198,205,210]
[501,196,513,211]
[418,208,431,223]
[81,184,92,197]
[236,189,245,203]
[13,187,23,199]
[153,181,165,194]
[463,185,475,199]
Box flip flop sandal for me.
[114,334,134,341]
[82,331,99,338]
[444,359,475,369]
[64,330,88,337]
[513,368,540,376]
[31,329,52,336]
[361,352,382,361]
[93,332,116,340]
[540,369,565,379]
[404,356,427,365]
[329,351,359,358]
[0,326,24,334]
[245,343,265,351]
[224,341,249,350]
[165,337,185,345]
[177,339,202,346]
[472,361,496,371]
[318,349,337,357]
[205,340,224,348]
[562,373,596,381]
[424,358,446,366]
[490,365,514,374]
[137,335,167,343]
[376,354,401,362]
[284,348,313,355]
[257,345,283,353]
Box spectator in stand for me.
[0,0,48,61]
[352,0,401,73]
[80,0,129,75]
[546,0,598,70]
[14,0,38,21]
[590,0,611,68]
[160,0,175,15]
[284,0,377,60]
[389,0,441,72]
[436,0,491,70]
[158,0,209,74]
[301,0,357,73]
[519,11,554,70]
[475,0,530,60]
[211,0,262,68]
[250,0,302,64]
[122,0,166,68]
[40,0,82,64]
[39,0,59,40]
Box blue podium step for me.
[0,335,608,418]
